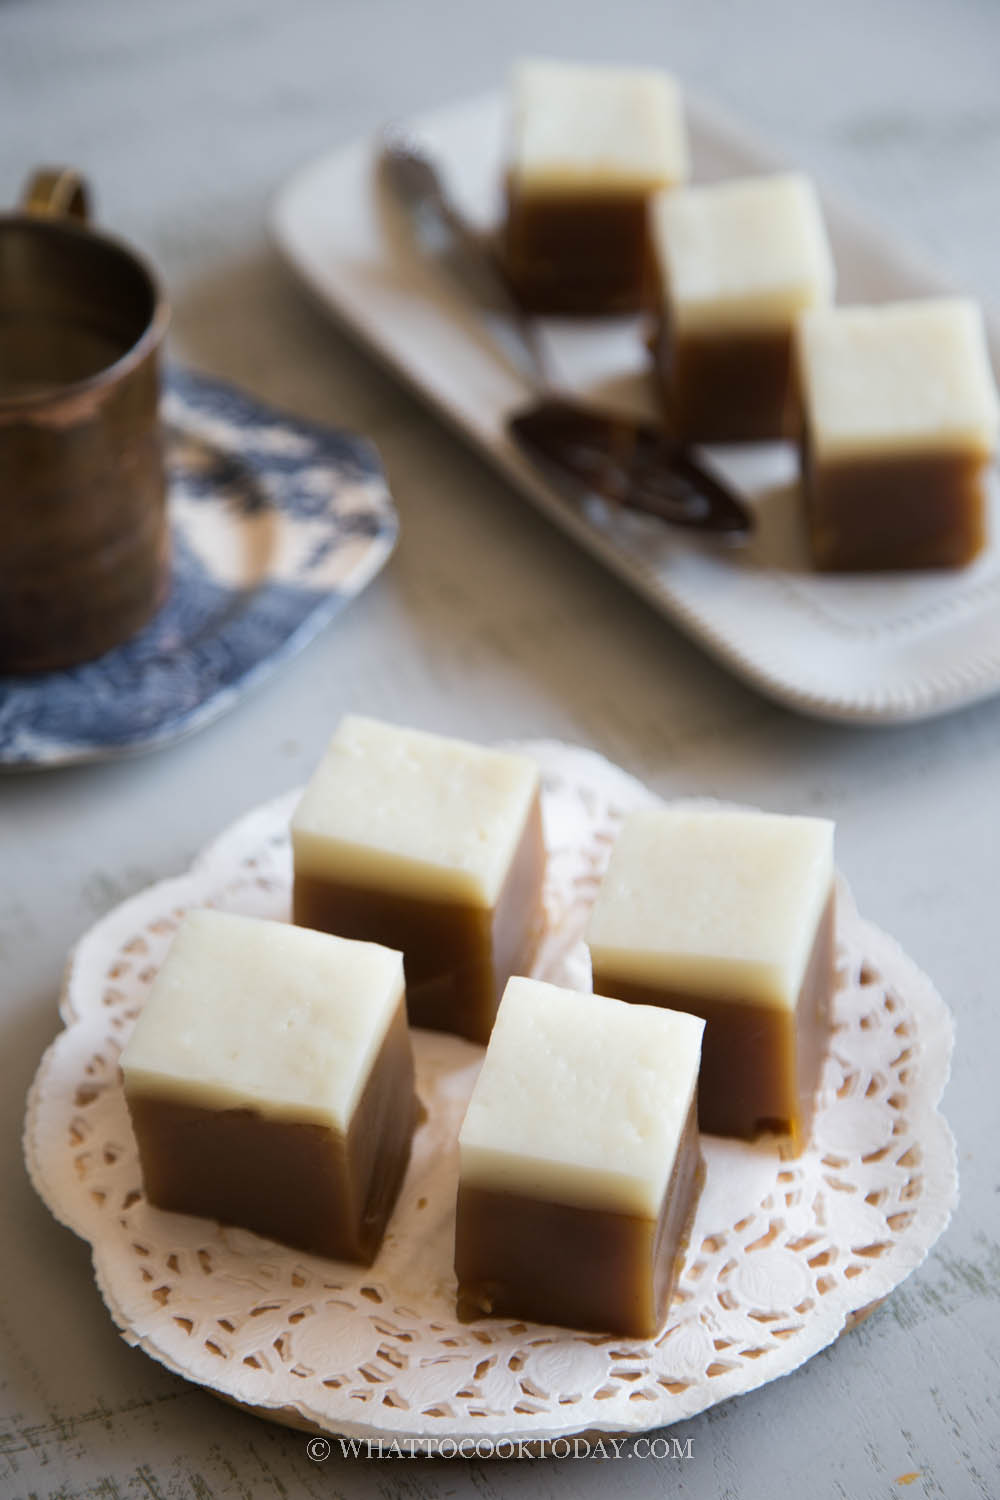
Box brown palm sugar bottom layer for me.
[126,1002,416,1265]
[293,794,546,1046]
[802,441,989,571]
[593,891,835,1153]
[650,318,797,443]
[501,182,651,315]
[455,1097,703,1338]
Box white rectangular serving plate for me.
[272,91,1000,724]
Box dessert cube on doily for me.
[121,909,416,1263]
[291,715,545,1044]
[455,975,704,1337]
[588,805,835,1151]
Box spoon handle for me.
[377,135,553,388]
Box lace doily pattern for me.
[24,743,958,1446]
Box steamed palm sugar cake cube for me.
[648,173,834,441]
[502,59,689,314]
[455,977,705,1337]
[796,299,1000,570]
[291,716,544,1045]
[120,910,415,1264]
[587,806,835,1150]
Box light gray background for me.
[2,1,999,1496]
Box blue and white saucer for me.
[0,368,398,768]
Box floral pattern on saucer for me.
[0,367,398,768]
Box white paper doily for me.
[24,742,958,1448]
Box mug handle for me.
[19,167,91,223]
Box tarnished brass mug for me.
[0,169,170,674]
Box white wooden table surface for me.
[2,2,999,1496]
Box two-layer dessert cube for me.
[291,716,545,1045]
[502,59,689,314]
[121,910,416,1264]
[587,806,834,1151]
[648,172,835,442]
[797,297,1000,570]
[455,976,705,1337]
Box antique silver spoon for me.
[377,138,752,537]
